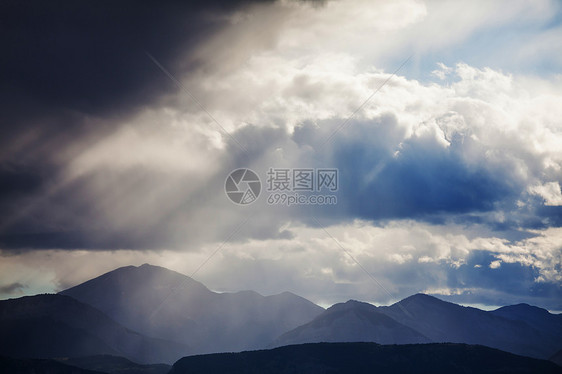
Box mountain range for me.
[273,294,562,359]
[0,263,560,369]
[377,293,562,359]
[60,264,324,354]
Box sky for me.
[1,0,561,311]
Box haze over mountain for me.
[0,294,188,364]
[60,264,324,353]
[377,293,562,359]
[272,300,429,347]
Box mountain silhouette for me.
[272,300,429,347]
[377,293,561,359]
[0,294,188,364]
[56,355,171,374]
[491,303,562,337]
[60,264,324,353]
[4,264,559,365]
[169,342,562,374]
[0,356,104,374]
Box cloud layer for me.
[1,0,561,310]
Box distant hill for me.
[60,264,324,353]
[0,355,104,374]
[0,294,189,364]
[57,355,170,374]
[377,293,561,359]
[169,342,562,374]
[491,303,562,338]
[272,300,429,347]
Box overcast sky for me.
[1,0,561,311]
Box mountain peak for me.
[495,303,549,314]
[138,263,162,270]
[272,299,429,347]
[398,293,452,307]
[65,263,209,292]
[327,299,375,312]
[59,263,212,321]
[59,264,324,354]
[408,293,439,301]
[344,299,369,305]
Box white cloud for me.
[431,62,453,80]
[529,182,562,206]
[4,219,560,302]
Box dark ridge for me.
[0,355,104,374]
[170,342,562,374]
[57,355,171,374]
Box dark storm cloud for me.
[450,251,539,295]
[439,250,562,310]
[0,0,275,250]
[534,205,562,228]
[336,132,516,220]
[0,0,275,155]
[0,0,272,122]
[288,115,524,226]
[0,164,47,199]
[0,230,163,250]
[216,114,558,243]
